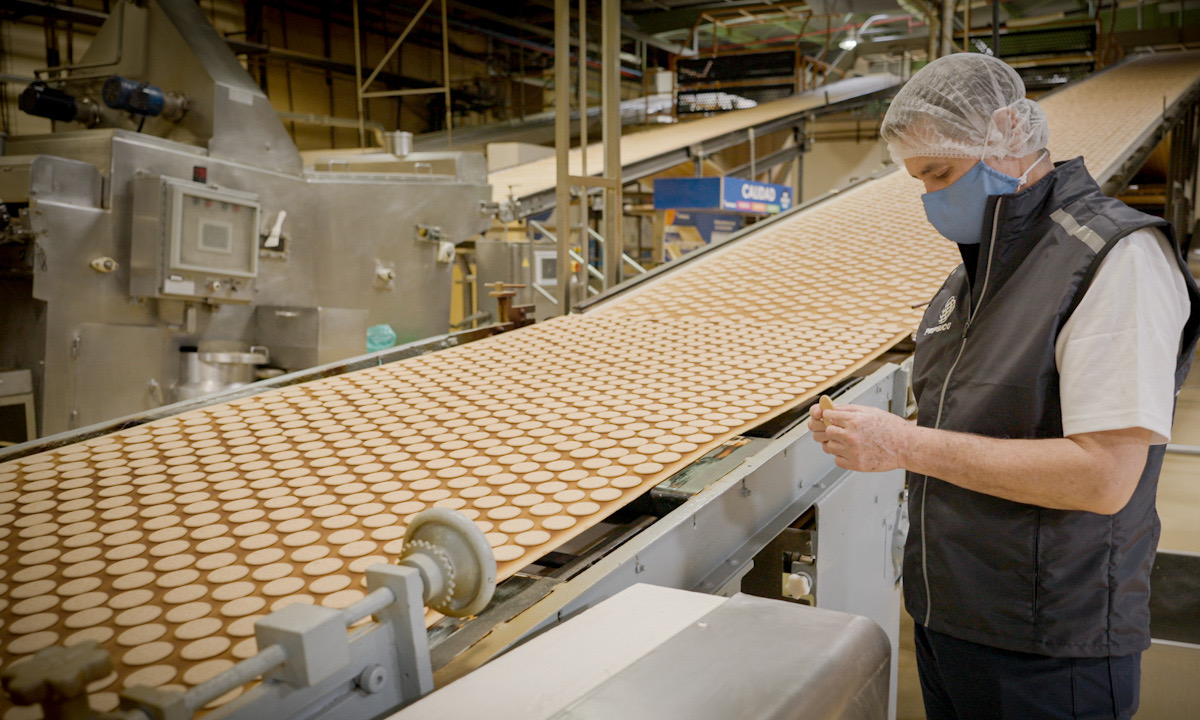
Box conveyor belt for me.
[489,74,900,218]
[2,51,1199,716]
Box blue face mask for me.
[921,155,1045,245]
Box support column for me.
[941,0,956,57]
[579,0,590,295]
[353,0,365,147]
[441,0,453,147]
[554,0,572,311]
[601,0,624,289]
[992,0,1001,58]
[793,124,806,205]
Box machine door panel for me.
[71,323,169,429]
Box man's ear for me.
[988,106,1023,156]
[991,106,1020,132]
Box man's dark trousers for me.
[914,622,1140,719]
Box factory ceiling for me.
[5,0,1162,66]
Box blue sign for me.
[653,177,721,210]
[653,177,792,215]
[663,210,744,244]
[721,177,793,214]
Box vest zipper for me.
[920,196,1005,626]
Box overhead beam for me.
[455,0,695,57]
[3,0,107,26]
[226,39,438,93]
[621,25,697,57]
[452,1,601,54]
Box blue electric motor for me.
[101,75,188,121]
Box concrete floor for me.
[892,357,1200,720]
[896,608,924,720]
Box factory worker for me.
[811,53,1200,719]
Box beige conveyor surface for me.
[2,51,1199,716]
[487,74,900,204]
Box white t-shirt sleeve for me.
[1055,227,1190,444]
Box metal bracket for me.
[373,259,396,290]
[415,224,444,243]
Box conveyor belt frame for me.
[431,359,910,717]
[500,84,899,222]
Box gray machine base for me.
[394,584,891,720]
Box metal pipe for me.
[554,0,571,313]
[829,13,893,70]
[184,645,287,713]
[342,587,396,626]
[276,110,386,147]
[36,0,123,78]
[362,87,445,98]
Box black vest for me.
[906,157,1200,657]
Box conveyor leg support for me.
[367,565,435,698]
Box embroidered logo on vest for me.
[924,296,956,336]
[939,296,956,323]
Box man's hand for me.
[809,402,914,472]
[809,398,1152,513]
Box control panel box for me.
[130,174,260,303]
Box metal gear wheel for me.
[399,508,497,618]
[401,538,457,613]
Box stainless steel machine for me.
[0,0,494,438]
[394,584,891,720]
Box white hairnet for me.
[880,53,1049,163]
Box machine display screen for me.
[198,219,234,254]
[170,186,258,278]
[535,250,558,285]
